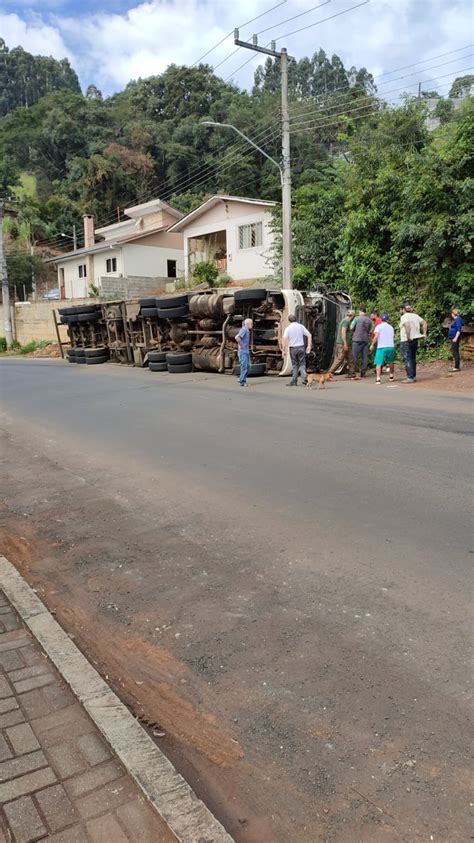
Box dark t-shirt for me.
[351,315,373,343]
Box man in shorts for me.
[370,313,395,384]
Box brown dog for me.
[306,372,334,390]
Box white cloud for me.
[0,12,71,60]
[1,0,472,97]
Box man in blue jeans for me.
[399,304,427,383]
[236,318,253,386]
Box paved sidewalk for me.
[0,590,176,843]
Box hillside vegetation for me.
[0,44,472,339]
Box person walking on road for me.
[448,309,463,372]
[370,313,395,384]
[350,308,373,378]
[399,304,427,383]
[330,309,355,378]
[236,318,253,387]
[283,315,312,386]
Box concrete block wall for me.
[99,276,169,299]
[0,299,103,345]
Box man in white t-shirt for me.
[399,304,427,383]
[282,315,312,386]
[370,313,395,384]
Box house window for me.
[78,264,87,278]
[238,222,263,250]
[106,257,117,273]
[167,259,177,278]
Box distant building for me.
[47,199,184,299]
[168,195,277,284]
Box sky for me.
[1,0,473,99]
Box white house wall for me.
[183,206,275,282]
[122,244,184,279]
[58,257,91,299]
[93,249,123,280]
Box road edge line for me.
[0,554,234,843]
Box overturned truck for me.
[55,286,351,375]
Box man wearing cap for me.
[370,314,395,384]
[282,314,312,386]
[399,304,427,383]
[330,309,355,378]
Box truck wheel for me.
[66,349,76,363]
[72,305,101,315]
[167,363,193,373]
[77,312,100,322]
[141,307,158,318]
[149,362,168,372]
[157,306,189,319]
[166,351,192,365]
[234,288,266,302]
[85,347,109,358]
[246,363,266,376]
[139,297,156,308]
[86,355,109,365]
[156,294,188,308]
[148,351,167,363]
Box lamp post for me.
[60,225,77,251]
[202,120,292,289]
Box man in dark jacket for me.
[350,308,373,378]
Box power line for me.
[192,0,288,67]
[375,44,473,80]
[256,0,332,36]
[293,67,472,125]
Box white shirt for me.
[283,322,311,347]
[400,313,423,342]
[374,322,394,348]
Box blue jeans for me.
[400,339,418,379]
[238,351,250,384]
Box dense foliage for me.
[0,43,472,334]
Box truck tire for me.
[157,306,189,319]
[147,351,167,363]
[167,363,193,374]
[60,316,70,324]
[77,312,100,322]
[85,347,109,358]
[234,288,266,302]
[139,297,156,308]
[156,294,188,308]
[66,349,76,362]
[72,305,101,315]
[149,362,168,372]
[166,351,192,365]
[254,328,277,340]
[86,355,109,365]
[141,307,158,318]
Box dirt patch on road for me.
[410,359,473,392]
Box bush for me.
[0,337,6,352]
[191,261,219,286]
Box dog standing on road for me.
[306,372,334,390]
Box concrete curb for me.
[0,555,234,843]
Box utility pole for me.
[72,224,77,251]
[234,30,294,289]
[0,202,13,349]
[31,244,36,302]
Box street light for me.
[60,225,77,251]
[202,121,292,288]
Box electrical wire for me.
[255,0,333,37]
[289,66,474,130]
[191,0,288,67]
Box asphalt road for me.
[0,359,472,842]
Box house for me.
[47,199,185,299]
[168,195,277,284]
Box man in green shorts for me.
[370,313,395,384]
[330,309,355,378]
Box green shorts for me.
[374,346,395,366]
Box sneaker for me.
[286,382,297,387]
[376,379,381,385]
[360,372,366,378]
[401,377,415,383]
[389,375,394,381]
[450,368,460,373]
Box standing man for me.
[399,304,427,383]
[448,308,463,372]
[282,314,312,386]
[370,309,382,335]
[236,318,253,387]
[350,307,373,378]
[330,309,355,378]
[370,313,395,384]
